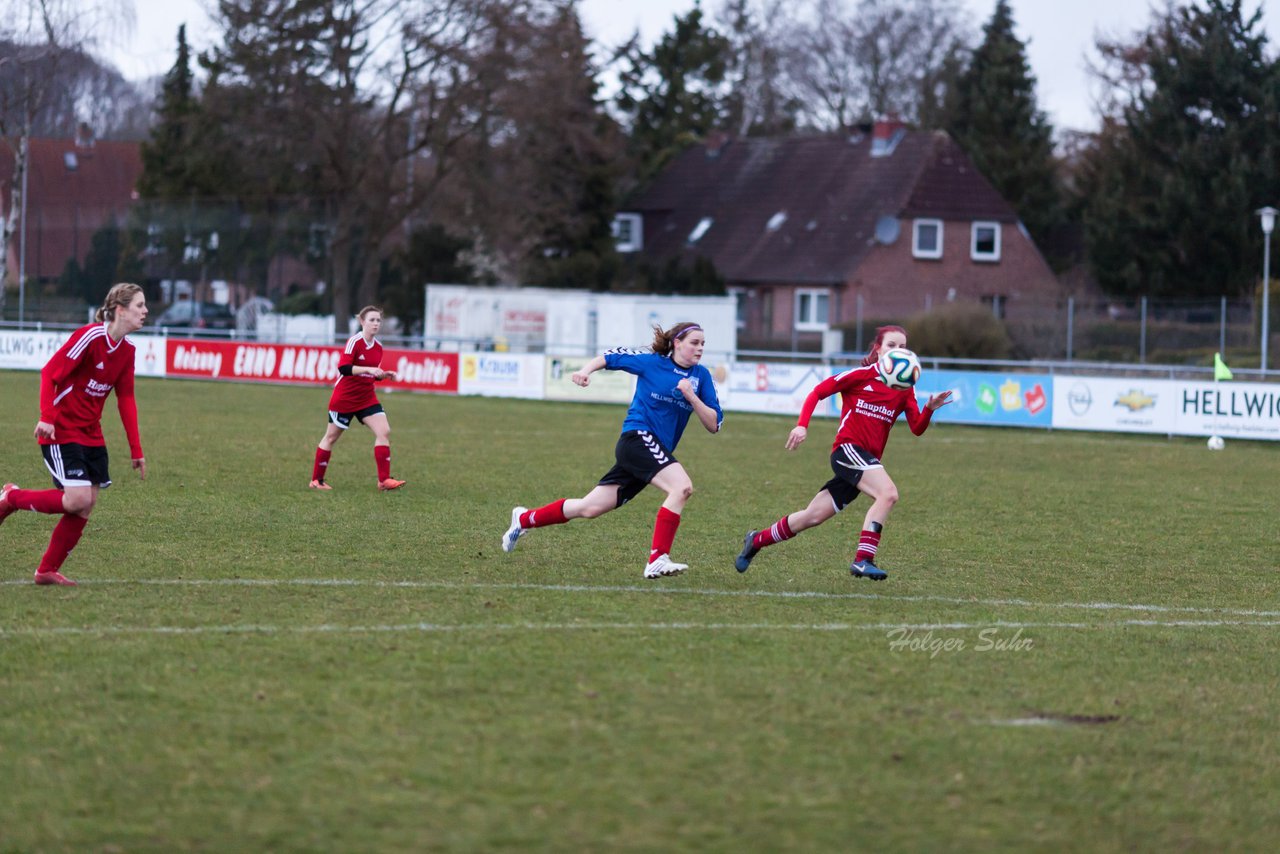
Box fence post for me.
[1139,296,1147,363]
[855,292,864,355]
[1066,297,1074,361]
[1220,295,1227,354]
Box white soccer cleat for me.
[502,506,528,553]
[643,554,688,579]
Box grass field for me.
[2,370,1279,852]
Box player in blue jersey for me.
[502,321,723,578]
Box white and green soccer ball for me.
[877,347,922,390]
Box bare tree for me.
[778,0,973,131]
[1,0,134,307]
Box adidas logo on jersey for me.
[864,384,876,391]
[96,362,105,370]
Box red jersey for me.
[39,322,143,457]
[328,333,383,412]
[796,365,933,458]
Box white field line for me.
[4,618,1280,639]
[5,576,1280,620]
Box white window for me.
[612,213,643,253]
[728,288,747,330]
[688,217,713,244]
[913,219,943,259]
[794,289,830,331]
[971,221,1001,262]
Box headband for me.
[675,324,703,339]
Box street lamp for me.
[1260,206,1277,372]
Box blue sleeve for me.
[698,366,724,428]
[603,349,651,376]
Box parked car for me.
[155,301,236,330]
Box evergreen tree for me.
[614,2,731,183]
[518,5,624,290]
[946,0,1063,259]
[1081,0,1279,298]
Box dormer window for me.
[912,219,943,259]
[688,217,713,244]
[612,213,643,252]
[870,128,905,157]
[765,211,787,232]
[971,221,1001,262]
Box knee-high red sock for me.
[752,515,795,550]
[38,514,88,574]
[374,445,391,481]
[650,506,681,562]
[521,499,568,529]
[7,487,67,514]
[855,529,882,563]
[311,447,331,482]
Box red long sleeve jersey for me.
[797,365,933,458]
[39,323,142,457]
[327,334,383,412]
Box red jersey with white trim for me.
[796,364,933,458]
[328,333,383,412]
[39,322,143,456]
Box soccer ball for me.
[877,347,921,390]
[1207,435,1225,451]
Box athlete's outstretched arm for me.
[571,355,607,387]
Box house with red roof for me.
[616,119,1061,349]
[0,131,143,286]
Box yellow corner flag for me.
[1213,352,1233,381]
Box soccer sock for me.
[650,506,681,563]
[38,514,88,574]
[855,529,882,563]
[753,515,795,550]
[521,499,568,529]
[374,445,391,481]
[312,447,331,482]
[7,487,67,514]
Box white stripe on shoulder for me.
[344,334,362,354]
[67,325,107,360]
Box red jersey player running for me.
[309,305,404,491]
[735,325,952,581]
[1,283,149,586]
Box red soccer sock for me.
[521,499,568,529]
[374,445,391,481]
[753,515,795,550]
[855,529,882,563]
[649,506,682,563]
[7,487,67,515]
[38,514,89,574]
[311,447,332,482]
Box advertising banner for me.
[165,340,458,393]
[1051,376,1179,435]
[1176,381,1280,440]
[924,369,1052,428]
[728,361,837,417]
[543,354,635,403]
[0,330,67,370]
[460,353,545,399]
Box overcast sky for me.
[103,0,1279,134]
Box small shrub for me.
[903,302,1012,359]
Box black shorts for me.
[821,444,883,512]
[597,430,678,508]
[42,443,111,489]
[328,403,385,430]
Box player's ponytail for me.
[861,324,908,366]
[651,321,702,356]
[95,283,143,323]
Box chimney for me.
[75,122,95,149]
[870,115,906,157]
[704,131,729,158]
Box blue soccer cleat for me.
[735,531,759,573]
[850,559,887,581]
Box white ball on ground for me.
[1207,435,1225,451]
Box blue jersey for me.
[604,349,723,452]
